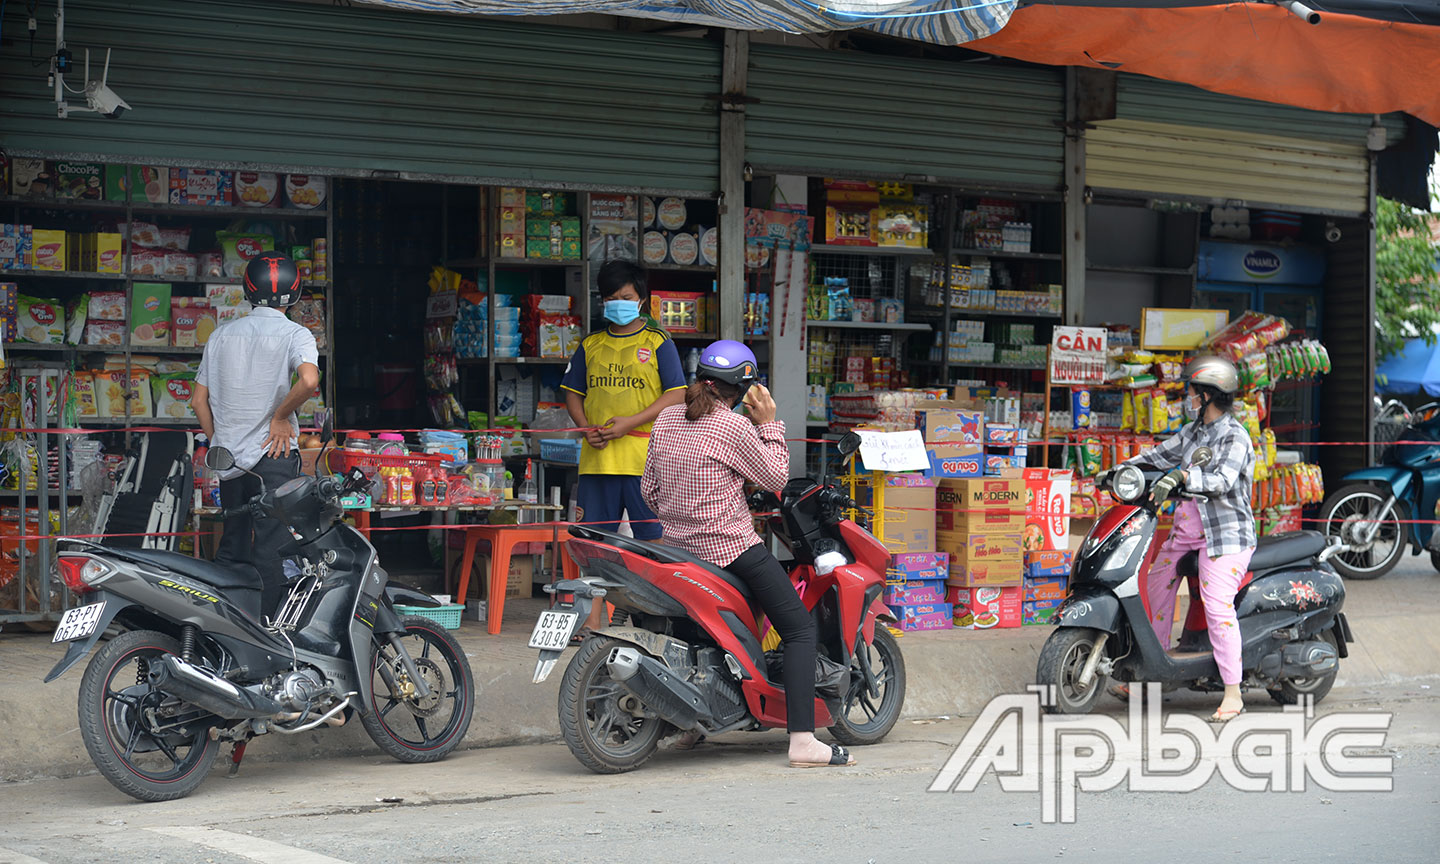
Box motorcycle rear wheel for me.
[557,636,667,774]
[77,629,220,802]
[1319,484,1407,580]
[829,626,906,746]
[1267,630,1340,707]
[1036,627,1109,715]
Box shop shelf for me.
[951,248,1062,262]
[132,345,205,355]
[0,269,126,281]
[912,307,1062,321]
[649,262,716,273]
[0,195,128,212]
[493,357,570,365]
[492,258,583,268]
[811,244,935,257]
[1087,263,1194,276]
[667,332,719,341]
[129,202,329,219]
[805,320,931,332]
[946,361,1047,371]
[2,342,73,353]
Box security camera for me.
[1325,222,1342,243]
[83,49,129,119]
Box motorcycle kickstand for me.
[226,740,249,778]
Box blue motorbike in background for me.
[1319,399,1440,579]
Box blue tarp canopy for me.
[1377,338,1440,397]
[347,0,1017,44]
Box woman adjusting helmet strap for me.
[696,339,758,406]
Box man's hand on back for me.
[264,416,296,459]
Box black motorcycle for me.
[1037,447,1354,714]
[44,428,474,801]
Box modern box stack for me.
[937,472,1027,630]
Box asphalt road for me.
[1,679,1435,864]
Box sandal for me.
[1207,706,1245,724]
[789,744,855,769]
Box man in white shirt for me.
[193,252,320,615]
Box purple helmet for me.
[697,339,758,399]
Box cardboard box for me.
[476,553,534,599]
[31,230,66,271]
[130,166,170,203]
[891,551,949,577]
[944,544,1024,588]
[1025,549,1073,579]
[1023,599,1063,625]
[10,159,51,199]
[915,405,985,444]
[525,190,573,216]
[499,187,526,208]
[1022,469,1074,552]
[824,205,876,246]
[1024,576,1068,602]
[925,443,984,479]
[936,476,1025,533]
[941,531,1022,566]
[949,586,1023,629]
[169,168,233,207]
[984,424,1025,445]
[881,581,946,605]
[651,291,710,334]
[871,475,936,554]
[888,602,953,632]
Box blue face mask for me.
[603,299,641,326]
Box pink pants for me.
[1146,501,1254,686]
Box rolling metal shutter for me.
[1085,76,1399,216]
[0,0,721,194]
[745,44,1065,190]
[1319,225,1375,481]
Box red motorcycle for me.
[530,436,906,773]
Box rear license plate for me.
[528,610,578,650]
[52,602,106,643]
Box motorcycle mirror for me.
[205,446,236,472]
[320,412,334,445]
[1190,447,1213,469]
[837,432,862,459]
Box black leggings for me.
[726,544,817,733]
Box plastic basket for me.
[539,438,582,465]
[336,449,449,474]
[393,603,464,630]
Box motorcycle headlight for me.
[1099,533,1145,577]
[1111,465,1146,503]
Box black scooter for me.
[44,426,474,801]
[1037,447,1354,714]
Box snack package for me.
[1071,388,1091,430]
[195,304,217,345]
[235,171,280,208]
[1121,350,1155,365]
[286,292,327,350]
[171,297,209,348]
[1121,391,1135,431]
[1134,389,1152,433]
[1239,352,1270,391]
[1148,389,1169,434]
[157,227,191,252]
[217,232,275,278]
[17,295,64,343]
[131,282,172,346]
[1098,434,1117,472]
[65,295,87,345]
[198,251,224,278]
[1075,437,1102,476]
[129,221,162,249]
[82,321,126,346]
[1166,397,1183,432]
[95,369,153,418]
[163,251,198,279]
[152,374,196,419]
[1121,374,1158,389]
[87,291,126,321]
[130,247,165,276]
[72,371,97,418]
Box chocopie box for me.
[949,585,1023,630]
[881,581,945,606]
[1024,549,1073,579]
[888,602,953,632]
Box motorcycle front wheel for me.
[1036,627,1109,714]
[829,625,906,746]
[77,630,220,802]
[1319,484,1408,580]
[361,616,474,763]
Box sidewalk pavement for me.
[2,557,1436,783]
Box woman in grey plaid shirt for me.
[1118,355,1257,723]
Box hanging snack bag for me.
[1148,389,1169,434]
[1071,388,1091,430]
[1134,389,1153,433]
[1166,397,1183,432]
[1121,391,1135,431]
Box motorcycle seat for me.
[1174,530,1327,578]
[117,548,263,592]
[569,526,755,603]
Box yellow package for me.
[95,369,152,418]
[1241,397,1262,441]
[1121,391,1135,431]
[1122,350,1155,365]
[1135,390,1152,433]
[1263,428,1278,468]
[1149,389,1170,434]
[72,371,97,418]
[1254,456,1270,482]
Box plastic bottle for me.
[518,460,538,523]
[684,347,701,384]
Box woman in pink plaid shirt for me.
[642,340,855,769]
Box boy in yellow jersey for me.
[561,261,686,540]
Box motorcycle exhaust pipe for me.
[148,656,285,720]
[606,646,713,730]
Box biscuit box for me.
[890,552,949,577]
[1024,576,1068,602]
[888,602,954,632]
[945,556,1024,588]
[881,581,946,606]
[925,443,984,479]
[984,424,1026,445]
[1021,469,1073,553]
[169,169,233,207]
[949,585,1023,629]
[1023,599,1063,625]
[1024,549,1073,579]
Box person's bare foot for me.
[1209,692,1245,723]
[787,732,851,766]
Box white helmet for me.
[1186,355,1239,395]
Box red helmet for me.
[243,252,301,308]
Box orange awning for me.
[967,3,1440,126]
